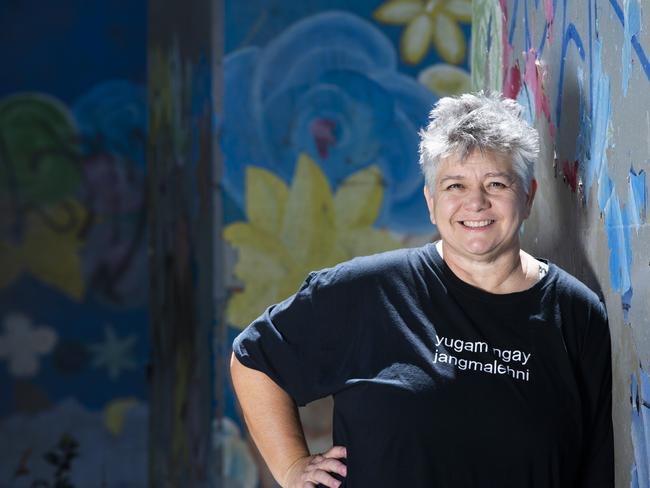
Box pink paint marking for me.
[499,0,511,87]
[562,160,579,192]
[523,49,541,110]
[504,64,521,99]
[544,0,554,43]
[310,118,337,159]
[523,48,555,139]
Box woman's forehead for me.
[437,150,516,176]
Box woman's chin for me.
[451,237,498,257]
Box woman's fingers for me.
[284,447,348,488]
[301,448,347,487]
[307,457,347,477]
[304,468,342,488]
[322,445,347,459]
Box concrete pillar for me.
[147,0,223,485]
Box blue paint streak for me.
[562,0,567,36]
[608,0,650,83]
[639,368,650,400]
[560,0,569,115]
[598,171,613,214]
[622,0,641,95]
[509,0,520,46]
[517,82,536,124]
[623,287,633,321]
[603,190,632,296]
[628,166,647,228]
[609,0,625,22]
[487,14,493,52]
[568,23,588,62]
[539,23,548,56]
[631,36,650,84]
[574,68,591,163]
[538,0,559,56]
[524,0,531,52]
[555,23,586,128]
[621,198,633,321]
[584,0,595,115]
[583,40,610,197]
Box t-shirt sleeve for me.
[576,300,614,487]
[232,267,361,406]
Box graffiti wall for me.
[472,0,649,486]
[0,2,149,486]
[220,0,471,485]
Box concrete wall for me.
[472,1,649,486]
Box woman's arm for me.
[576,302,614,487]
[230,353,347,487]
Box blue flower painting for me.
[222,11,437,233]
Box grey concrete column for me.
[147,0,223,485]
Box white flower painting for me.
[0,313,58,377]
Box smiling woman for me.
[423,150,539,293]
[230,92,614,488]
[419,93,541,293]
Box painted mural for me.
[472,0,649,486]
[222,1,471,485]
[0,2,149,486]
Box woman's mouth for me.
[460,220,495,228]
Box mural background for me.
[220,1,471,485]
[0,1,149,486]
[5,1,645,486]
[472,0,649,486]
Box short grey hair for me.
[418,91,540,193]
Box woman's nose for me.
[463,186,490,211]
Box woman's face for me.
[424,150,536,261]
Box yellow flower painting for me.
[373,0,471,65]
[418,63,471,96]
[0,200,86,300]
[224,154,401,329]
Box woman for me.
[230,92,614,487]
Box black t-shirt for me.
[233,243,614,487]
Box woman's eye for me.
[488,181,507,189]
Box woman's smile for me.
[459,219,496,229]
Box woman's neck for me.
[436,241,539,294]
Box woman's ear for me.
[524,178,537,217]
[423,185,436,225]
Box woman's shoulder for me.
[544,261,606,314]
[309,245,430,289]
